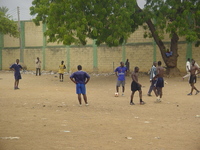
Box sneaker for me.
[85,103,89,106]
[187,93,192,96]
[79,104,82,107]
[122,93,125,96]
[147,93,152,96]
[130,102,135,105]
[195,91,200,95]
[140,101,146,105]
[155,99,161,103]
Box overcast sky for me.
[0,0,146,21]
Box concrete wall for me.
[1,21,199,73]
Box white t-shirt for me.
[35,59,41,68]
[186,61,190,72]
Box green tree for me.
[0,7,19,38]
[30,0,138,46]
[30,0,200,75]
[139,0,200,75]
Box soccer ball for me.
[115,92,119,97]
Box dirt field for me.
[0,71,200,150]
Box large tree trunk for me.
[146,19,181,76]
[135,3,181,76]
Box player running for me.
[187,60,200,95]
[153,61,164,102]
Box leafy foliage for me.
[30,0,139,46]
[0,7,19,38]
[144,0,200,45]
[30,0,200,48]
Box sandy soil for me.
[0,71,200,150]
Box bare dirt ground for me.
[0,71,200,150]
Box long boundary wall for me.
[0,21,198,73]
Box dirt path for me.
[0,71,200,150]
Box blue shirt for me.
[115,66,127,81]
[10,63,22,76]
[70,71,90,84]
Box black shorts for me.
[155,77,164,88]
[131,81,141,92]
[189,75,196,84]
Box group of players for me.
[114,61,164,105]
[9,58,200,106]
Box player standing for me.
[10,59,23,90]
[35,57,41,76]
[130,67,145,105]
[70,65,90,106]
[115,62,127,96]
[58,61,66,82]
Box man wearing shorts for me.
[115,62,127,96]
[153,61,164,102]
[70,65,90,106]
[187,60,200,95]
[130,67,145,105]
[10,59,23,90]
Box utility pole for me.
[17,6,23,63]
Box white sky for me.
[0,0,146,21]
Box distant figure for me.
[182,58,191,80]
[125,59,130,76]
[70,65,90,106]
[35,57,41,76]
[115,62,127,96]
[153,61,164,102]
[130,67,145,105]
[58,61,66,82]
[10,59,23,90]
[187,60,200,95]
[147,61,157,96]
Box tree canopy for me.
[0,7,19,38]
[30,0,142,46]
[143,0,200,45]
[30,0,200,75]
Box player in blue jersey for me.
[115,62,127,96]
[70,65,90,106]
[10,59,23,90]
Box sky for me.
[0,0,146,21]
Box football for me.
[115,92,119,97]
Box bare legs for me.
[116,86,125,95]
[188,83,199,95]
[77,94,88,105]
[154,87,162,102]
[14,80,19,89]
[59,74,64,82]
[130,90,144,105]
